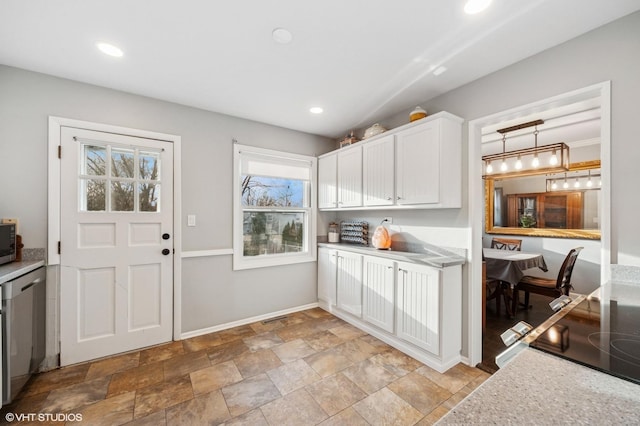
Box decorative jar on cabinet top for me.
[409,106,427,122]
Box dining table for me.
[483,247,548,318]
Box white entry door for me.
[59,127,174,366]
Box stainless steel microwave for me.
[0,223,16,265]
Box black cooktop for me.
[530,282,640,385]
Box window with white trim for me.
[233,144,317,270]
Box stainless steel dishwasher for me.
[2,266,46,404]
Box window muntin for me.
[80,143,161,213]
[234,145,316,270]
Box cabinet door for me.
[336,251,363,317]
[362,256,395,333]
[318,154,338,209]
[318,248,337,306]
[396,262,440,355]
[337,146,363,207]
[363,135,395,206]
[396,121,440,205]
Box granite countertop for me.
[0,260,46,284]
[317,242,466,268]
[437,348,640,425]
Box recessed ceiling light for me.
[272,28,293,44]
[464,0,492,14]
[310,107,323,114]
[433,66,448,76]
[97,42,123,57]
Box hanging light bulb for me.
[500,159,508,172]
[586,170,593,188]
[563,173,569,189]
[514,155,523,170]
[531,126,540,168]
[549,149,558,165]
[574,178,580,188]
[551,180,558,190]
[486,161,493,174]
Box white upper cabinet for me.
[363,135,395,207]
[318,153,338,209]
[318,112,462,211]
[337,145,363,208]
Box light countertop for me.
[0,260,46,284]
[437,348,640,425]
[317,242,466,268]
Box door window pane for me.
[139,183,160,212]
[139,152,160,180]
[242,212,304,256]
[82,145,106,176]
[111,149,135,178]
[81,179,106,211]
[111,181,134,211]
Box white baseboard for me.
[179,302,319,340]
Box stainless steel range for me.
[498,281,640,385]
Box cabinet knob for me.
[397,196,403,200]
[386,197,393,201]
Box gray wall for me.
[0,65,333,334]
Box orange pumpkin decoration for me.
[372,225,391,249]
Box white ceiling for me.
[2,0,639,139]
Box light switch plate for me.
[187,215,196,227]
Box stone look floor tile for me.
[107,363,164,397]
[220,408,269,426]
[76,390,135,425]
[370,348,424,377]
[242,331,284,351]
[305,372,368,416]
[343,359,399,395]
[271,339,317,363]
[334,339,379,363]
[318,407,370,426]
[359,334,394,353]
[387,372,452,415]
[190,360,243,395]
[182,332,223,353]
[259,388,328,426]
[266,359,322,395]
[40,376,111,413]
[21,363,90,397]
[221,373,282,417]
[85,352,140,380]
[207,340,250,365]
[329,324,367,340]
[415,405,451,425]
[217,325,256,343]
[276,322,324,342]
[304,330,345,351]
[162,351,211,381]
[233,349,282,378]
[353,387,424,426]
[165,390,231,425]
[139,341,185,365]
[124,409,167,426]
[415,363,479,394]
[304,346,355,378]
[133,375,193,419]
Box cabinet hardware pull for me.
[386,197,393,200]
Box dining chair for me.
[490,237,522,251]
[486,238,522,317]
[511,247,583,316]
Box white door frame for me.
[466,82,611,366]
[48,117,182,341]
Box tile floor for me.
[1,308,490,425]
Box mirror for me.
[485,160,601,240]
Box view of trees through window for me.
[241,175,306,256]
[82,145,160,212]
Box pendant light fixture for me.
[482,119,570,179]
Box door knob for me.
[162,248,171,255]
[162,233,170,240]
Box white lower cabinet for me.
[336,250,363,317]
[317,246,462,373]
[396,262,441,355]
[317,247,337,307]
[362,255,395,333]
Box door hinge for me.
[58,145,62,159]
[58,241,61,254]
